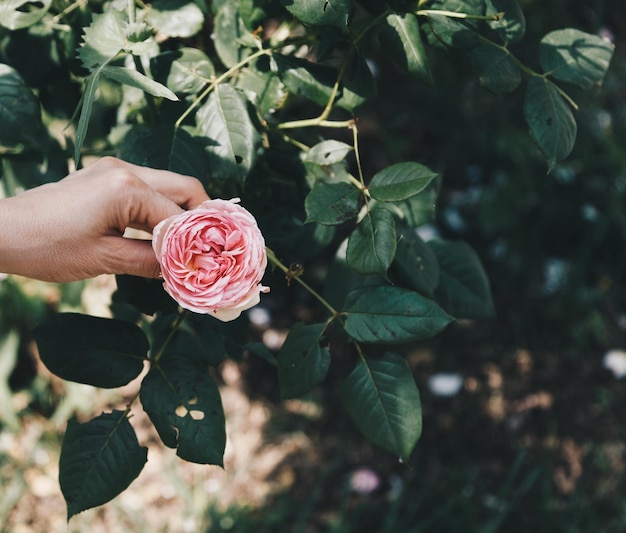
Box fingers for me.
[105,237,162,279]
[83,157,210,209]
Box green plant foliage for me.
[539,29,614,90]
[0,0,52,31]
[140,352,226,465]
[379,12,433,85]
[305,182,361,225]
[368,161,439,201]
[346,205,397,276]
[277,323,331,399]
[341,352,422,461]
[281,0,353,29]
[59,411,148,520]
[429,239,495,318]
[34,313,148,388]
[0,64,44,146]
[2,0,614,518]
[523,77,577,172]
[342,286,454,343]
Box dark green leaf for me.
[113,275,178,316]
[151,48,215,95]
[305,182,361,225]
[305,140,353,165]
[429,239,495,318]
[0,0,52,30]
[392,225,440,297]
[214,3,256,69]
[343,286,453,343]
[427,14,479,49]
[196,83,260,183]
[101,65,178,101]
[337,49,377,110]
[346,206,397,277]
[59,411,148,519]
[539,28,614,90]
[278,323,331,399]
[341,352,421,461]
[394,182,440,227]
[34,313,148,388]
[523,77,576,171]
[281,0,353,29]
[236,65,286,116]
[147,0,205,39]
[485,0,526,44]
[471,43,521,93]
[116,124,210,182]
[274,54,337,106]
[379,12,433,85]
[140,353,226,465]
[368,161,438,201]
[0,64,44,146]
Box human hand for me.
[0,157,210,282]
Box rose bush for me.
[152,198,269,320]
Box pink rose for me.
[152,198,269,321]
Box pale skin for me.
[0,157,210,282]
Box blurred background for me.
[2,0,626,531]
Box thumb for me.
[106,237,163,279]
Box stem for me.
[48,0,86,25]
[266,248,339,318]
[277,118,354,130]
[416,9,504,21]
[152,312,186,364]
[477,35,579,110]
[128,0,136,24]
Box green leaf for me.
[305,182,361,225]
[539,28,614,90]
[214,2,256,69]
[337,49,377,110]
[342,286,453,343]
[392,225,440,297]
[33,313,148,388]
[485,0,526,44]
[151,48,215,95]
[74,70,101,166]
[471,43,521,94]
[59,411,148,519]
[426,14,479,49]
[429,239,495,318]
[305,140,353,165]
[278,323,331,399]
[0,0,52,30]
[0,64,44,146]
[368,161,438,202]
[341,352,422,461]
[140,353,226,465]
[274,54,337,106]
[77,10,126,70]
[117,125,210,181]
[236,65,287,117]
[147,0,205,39]
[379,12,433,85]
[196,83,260,183]
[523,77,576,171]
[101,65,178,101]
[281,0,353,29]
[346,205,397,277]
